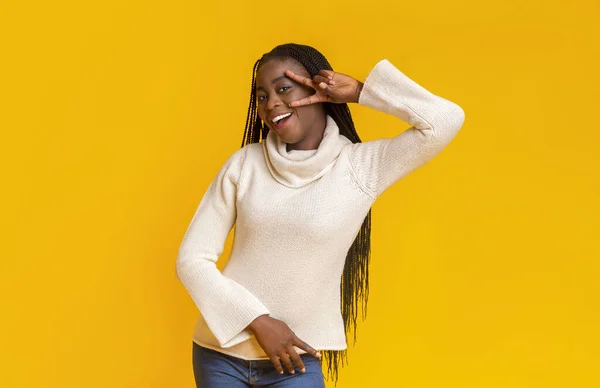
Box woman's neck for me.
[285,115,327,152]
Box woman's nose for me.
[266,95,283,111]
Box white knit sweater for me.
[176,59,465,360]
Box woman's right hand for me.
[247,314,322,375]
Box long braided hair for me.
[241,43,372,386]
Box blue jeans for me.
[192,341,326,387]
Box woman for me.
[176,43,465,387]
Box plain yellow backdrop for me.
[1,0,599,387]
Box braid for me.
[241,43,372,386]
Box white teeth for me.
[272,112,292,124]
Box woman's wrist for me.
[247,314,270,333]
[353,81,364,103]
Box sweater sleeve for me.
[348,59,465,199]
[175,146,271,348]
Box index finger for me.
[285,69,315,89]
[294,336,322,360]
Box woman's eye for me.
[256,86,289,102]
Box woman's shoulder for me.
[239,141,265,160]
[219,142,263,172]
[224,141,260,160]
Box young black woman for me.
[177,43,465,388]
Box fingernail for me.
[316,352,322,357]
[320,82,327,88]
[301,367,306,372]
[280,370,283,374]
[329,80,336,85]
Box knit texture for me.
[176,58,465,360]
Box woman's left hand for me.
[284,69,364,108]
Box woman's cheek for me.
[257,109,266,123]
[285,91,304,105]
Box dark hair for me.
[241,43,372,386]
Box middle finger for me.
[287,346,306,373]
[289,92,322,108]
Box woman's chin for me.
[273,126,300,143]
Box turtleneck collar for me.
[262,114,353,188]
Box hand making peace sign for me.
[284,69,364,108]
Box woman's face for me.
[255,57,326,146]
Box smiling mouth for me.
[272,112,293,129]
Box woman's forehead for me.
[257,57,308,78]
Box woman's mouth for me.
[272,112,293,129]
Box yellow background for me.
[1,0,599,387]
